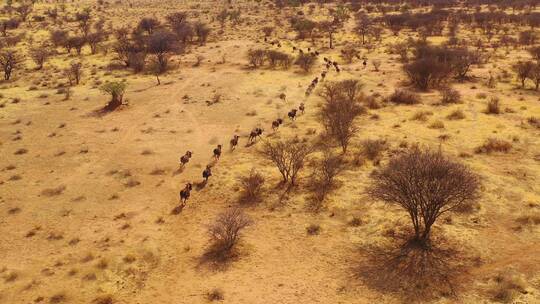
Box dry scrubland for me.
[0,0,539,303]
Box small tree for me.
[14,3,33,22]
[247,49,266,68]
[295,52,316,72]
[530,64,540,90]
[100,81,127,111]
[318,20,339,49]
[340,45,360,64]
[310,149,343,206]
[513,61,534,88]
[66,62,83,85]
[194,22,211,46]
[0,49,23,80]
[261,139,314,186]
[30,47,51,70]
[319,80,364,153]
[368,148,480,246]
[147,30,180,73]
[137,17,160,35]
[207,208,251,261]
[355,12,372,44]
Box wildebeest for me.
[213,145,222,160]
[249,128,263,143]
[180,151,193,167]
[288,109,298,120]
[363,59,367,68]
[272,118,284,131]
[179,182,193,205]
[321,71,327,80]
[230,135,240,151]
[202,165,212,181]
[299,103,305,114]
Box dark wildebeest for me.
[179,182,193,205]
[272,118,283,131]
[180,151,193,167]
[363,59,367,68]
[202,165,212,182]
[299,103,305,114]
[230,135,240,151]
[213,145,222,160]
[249,128,263,143]
[288,109,298,120]
[321,71,327,80]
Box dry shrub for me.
[41,185,66,197]
[440,87,461,104]
[486,97,501,114]
[361,139,387,161]
[490,273,527,303]
[204,208,251,263]
[515,212,540,227]
[206,288,224,301]
[527,117,540,129]
[475,138,512,154]
[308,149,343,210]
[428,120,445,129]
[447,109,465,120]
[247,49,265,68]
[237,169,265,204]
[93,295,113,304]
[389,89,420,105]
[306,224,321,235]
[410,110,433,121]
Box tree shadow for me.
[355,232,470,303]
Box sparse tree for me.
[29,47,51,70]
[319,80,364,153]
[513,61,534,88]
[14,3,33,22]
[137,17,160,35]
[318,20,339,49]
[355,12,371,44]
[194,22,211,46]
[0,49,23,80]
[368,148,480,245]
[247,49,266,68]
[66,61,83,85]
[295,52,316,72]
[147,30,179,73]
[261,139,314,186]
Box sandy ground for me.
[1,1,539,303]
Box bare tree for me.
[147,30,180,73]
[367,148,480,246]
[295,52,316,72]
[206,208,251,261]
[261,139,314,186]
[318,20,339,49]
[247,49,266,68]
[137,17,160,35]
[319,80,364,153]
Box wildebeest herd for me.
[175,37,352,212]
